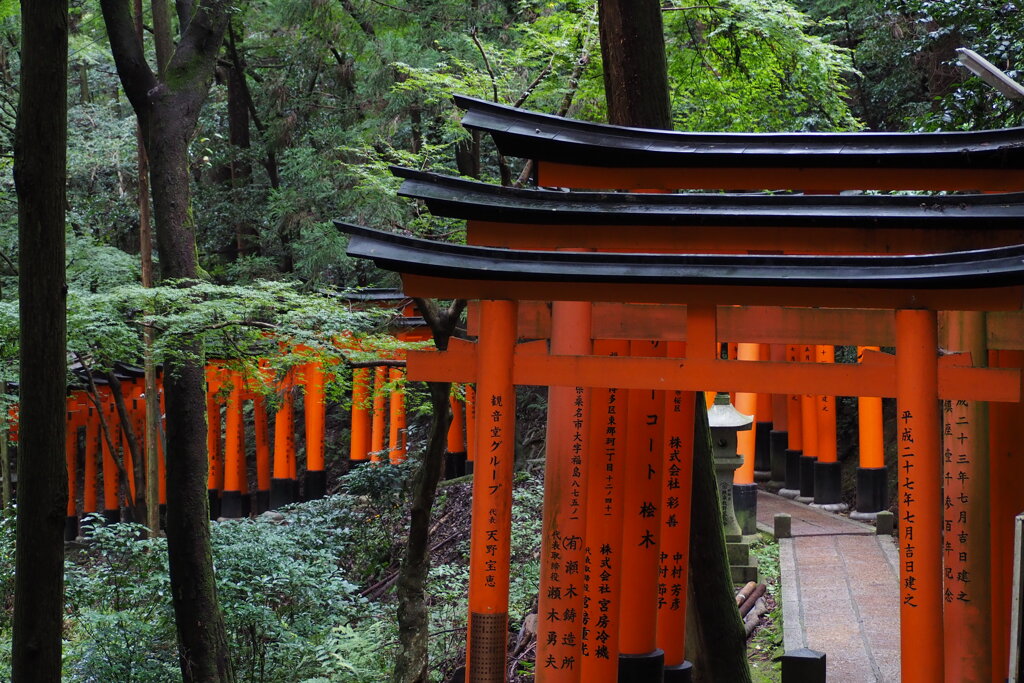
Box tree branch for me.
[165,0,230,110]
[99,0,159,116]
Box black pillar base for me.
[241,493,252,517]
[797,455,817,502]
[465,460,474,476]
[782,648,826,683]
[208,489,221,520]
[812,460,843,507]
[444,451,466,480]
[293,479,301,504]
[780,449,802,498]
[159,503,166,530]
[854,466,888,517]
[305,470,327,500]
[663,659,693,682]
[65,515,78,542]
[769,430,788,487]
[754,420,773,479]
[618,649,664,683]
[734,483,759,536]
[102,508,120,525]
[221,490,243,519]
[270,478,294,510]
[255,490,270,515]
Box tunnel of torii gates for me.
[0,289,429,537]
[336,95,1024,683]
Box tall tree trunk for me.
[11,0,69,680]
[226,24,256,259]
[392,298,465,683]
[597,0,672,129]
[100,1,235,679]
[597,4,749,679]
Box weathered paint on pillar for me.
[895,309,943,683]
[580,339,629,682]
[222,371,245,517]
[254,393,271,498]
[786,346,803,454]
[857,347,884,470]
[941,311,991,682]
[656,344,696,669]
[815,346,837,464]
[304,362,326,473]
[537,301,591,680]
[371,366,387,463]
[466,300,517,682]
[466,384,477,464]
[83,404,99,514]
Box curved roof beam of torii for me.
[392,166,1024,229]
[455,94,1024,170]
[335,221,1024,290]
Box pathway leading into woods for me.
[756,491,901,682]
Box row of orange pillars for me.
[1,349,414,540]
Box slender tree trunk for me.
[687,399,751,682]
[11,1,69,680]
[1,422,10,508]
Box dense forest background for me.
[0,0,1022,680]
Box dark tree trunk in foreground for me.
[100,1,235,680]
[392,298,465,683]
[597,0,672,129]
[11,0,69,680]
[598,4,749,679]
[687,399,752,682]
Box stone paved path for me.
[757,491,901,682]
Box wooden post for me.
[205,368,222,519]
[102,401,120,523]
[941,311,991,682]
[466,384,477,471]
[388,367,406,463]
[221,371,244,518]
[657,343,696,677]
[580,339,630,682]
[780,345,804,499]
[304,361,327,497]
[797,345,819,503]
[349,367,371,462]
[371,365,387,464]
[83,405,99,515]
[446,392,467,479]
[618,340,666,679]
[65,406,79,540]
[537,301,592,680]
[733,344,759,536]
[253,393,271,513]
[991,350,1024,681]
[812,345,843,509]
[271,371,296,509]
[466,300,517,682]
[853,346,886,519]
[895,309,943,683]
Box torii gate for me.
[338,222,1024,682]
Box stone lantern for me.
[707,392,753,543]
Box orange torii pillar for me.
[779,345,804,500]
[445,391,467,479]
[388,367,407,463]
[767,344,790,489]
[617,340,666,679]
[989,349,1024,681]
[221,371,246,518]
[349,367,371,464]
[579,340,629,681]
[253,392,272,513]
[812,345,845,511]
[851,346,887,520]
[370,366,388,464]
[271,371,298,509]
[101,391,122,523]
[65,399,83,540]
[465,300,517,682]
[895,309,943,683]
[796,345,819,504]
[206,366,224,519]
[753,345,773,481]
[656,344,696,682]
[83,400,100,521]
[536,301,591,680]
[732,343,759,535]
[465,384,477,475]
[941,311,991,682]
[304,361,328,498]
